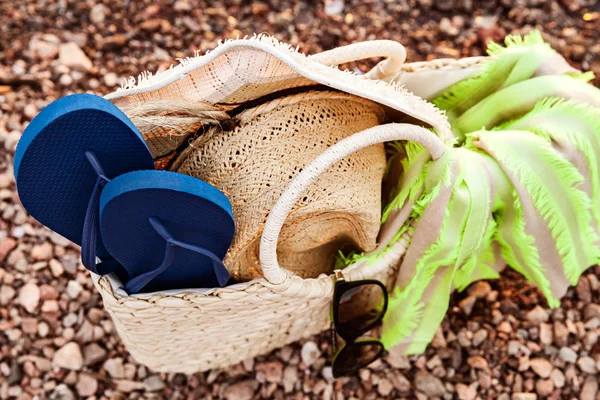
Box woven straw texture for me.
[93,41,473,374]
[175,91,386,281]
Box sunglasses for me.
[331,271,388,377]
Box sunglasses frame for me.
[330,274,388,377]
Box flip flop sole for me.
[100,170,234,292]
[15,94,154,260]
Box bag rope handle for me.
[259,123,447,285]
[309,40,407,80]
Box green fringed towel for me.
[350,31,600,353]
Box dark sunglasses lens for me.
[337,282,386,337]
[333,341,384,377]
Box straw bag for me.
[92,37,458,373]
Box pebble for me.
[52,342,83,370]
[456,383,476,400]
[467,281,491,298]
[459,296,476,315]
[83,343,107,366]
[413,370,446,397]
[324,0,345,16]
[535,379,553,396]
[0,238,17,261]
[104,72,118,87]
[223,380,258,400]
[512,394,537,400]
[300,341,320,367]
[577,356,597,374]
[282,366,297,393]
[580,376,598,400]
[558,347,577,363]
[539,323,552,345]
[58,43,93,72]
[529,358,553,378]
[103,358,125,379]
[143,375,166,392]
[90,3,109,24]
[49,259,64,277]
[255,361,283,383]
[584,303,600,321]
[553,321,569,347]
[377,378,393,396]
[114,379,144,393]
[0,285,16,305]
[66,280,82,299]
[550,368,565,388]
[75,373,98,397]
[467,355,488,370]
[18,283,40,313]
[525,306,549,324]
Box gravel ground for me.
[1,0,599,399]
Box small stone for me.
[456,383,476,400]
[525,306,549,324]
[472,329,488,347]
[580,376,598,400]
[256,361,283,383]
[539,323,552,345]
[76,373,98,397]
[529,358,553,378]
[377,378,393,396]
[577,356,597,374]
[114,380,144,393]
[0,285,16,305]
[51,385,75,400]
[29,36,59,59]
[558,347,577,363]
[174,1,192,11]
[39,284,59,300]
[83,343,106,366]
[38,322,49,337]
[53,342,83,370]
[301,341,320,367]
[18,283,40,313]
[512,394,537,400]
[550,368,565,388]
[104,72,118,87]
[282,366,297,393]
[31,242,53,261]
[143,375,165,392]
[508,340,521,355]
[66,280,82,299]
[467,356,488,370]
[553,321,569,347]
[103,358,125,379]
[535,379,554,396]
[576,277,592,302]
[223,380,259,400]
[498,321,512,333]
[324,0,344,16]
[41,300,59,313]
[101,34,128,50]
[0,238,17,261]
[49,259,64,277]
[58,43,93,72]
[413,370,445,397]
[459,296,476,315]
[518,356,530,372]
[584,303,600,321]
[89,3,109,24]
[467,281,491,298]
[59,74,73,86]
[21,317,37,334]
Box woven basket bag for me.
[92,38,476,373]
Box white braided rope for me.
[309,40,407,80]
[259,123,448,284]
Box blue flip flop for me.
[99,170,235,294]
[14,94,155,274]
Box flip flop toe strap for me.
[124,217,230,294]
